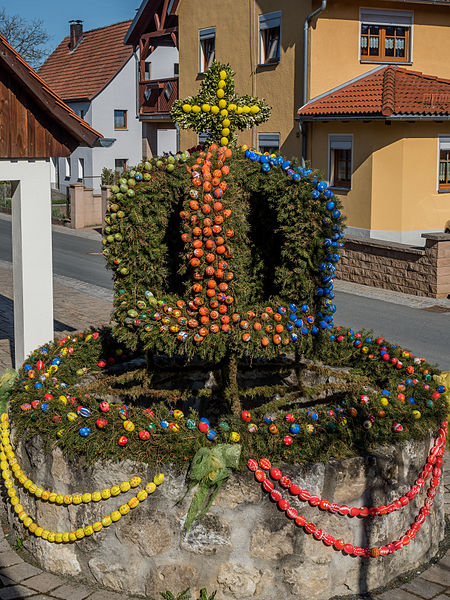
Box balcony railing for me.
[139,77,178,115]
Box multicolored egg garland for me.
[247,421,447,557]
[16,326,447,450]
[0,413,165,543]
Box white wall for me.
[147,46,179,80]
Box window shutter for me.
[360,9,413,27]
[259,11,281,31]
[258,133,280,147]
[439,137,450,151]
[330,135,352,150]
[199,27,216,40]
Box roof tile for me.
[298,66,450,118]
[38,21,133,101]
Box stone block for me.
[0,586,36,599]
[51,584,93,600]
[0,551,23,568]
[21,572,62,593]
[421,564,450,586]
[401,577,446,598]
[1,561,41,581]
[377,589,423,600]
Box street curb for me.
[0,213,101,241]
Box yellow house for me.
[176,0,450,245]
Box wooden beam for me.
[141,27,177,40]
[154,11,160,30]
[171,31,178,48]
[160,0,170,29]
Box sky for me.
[2,0,140,54]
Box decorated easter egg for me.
[186,419,196,429]
[283,436,293,446]
[230,431,240,442]
[96,418,107,429]
[79,427,91,437]
[241,410,251,422]
[123,420,135,432]
[392,422,403,433]
[269,424,278,434]
[139,430,151,440]
[118,436,128,446]
[67,412,77,421]
[99,401,110,413]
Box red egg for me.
[118,435,128,446]
[241,410,251,422]
[198,422,209,433]
[138,430,151,441]
[99,401,110,413]
[96,418,107,429]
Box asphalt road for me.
[0,217,448,369]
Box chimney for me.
[69,20,83,51]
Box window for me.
[199,27,215,72]
[360,9,412,63]
[114,110,127,130]
[77,158,85,181]
[258,132,280,155]
[115,159,127,173]
[259,11,281,65]
[329,135,353,189]
[64,158,71,180]
[198,132,210,145]
[144,62,151,80]
[439,137,450,191]
[174,62,179,76]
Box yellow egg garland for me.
[171,62,270,147]
[0,413,164,543]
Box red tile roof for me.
[38,21,133,102]
[298,66,450,119]
[0,32,101,146]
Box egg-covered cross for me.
[171,62,271,146]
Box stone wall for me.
[336,233,450,298]
[4,434,445,600]
[69,184,110,229]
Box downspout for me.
[301,0,327,166]
[133,46,140,120]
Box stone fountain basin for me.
[4,433,444,600]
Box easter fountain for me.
[1,63,448,600]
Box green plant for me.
[150,589,216,600]
[101,167,119,186]
[15,536,23,550]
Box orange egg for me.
[212,225,222,234]
[193,248,203,258]
[205,265,215,276]
[225,295,233,305]
[190,258,200,268]
[188,319,198,328]
[200,316,209,324]
[225,229,234,238]
[221,315,230,323]
[215,269,224,279]
[199,306,208,316]
[190,215,199,224]
[275,324,284,333]
[266,325,273,333]
[204,193,213,204]
[202,205,211,215]
[221,165,230,176]
[253,322,262,331]
[193,239,202,248]
[216,245,226,254]
[221,324,231,332]
[181,233,190,242]
[210,300,219,309]
[203,182,211,192]
[212,177,221,187]
[219,182,227,192]
[242,333,251,342]
[206,253,215,263]
[199,328,208,337]
[261,337,269,347]
[273,334,281,345]
[273,313,282,322]
[192,283,203,293]
[219,282,228,292]
[213,202,223,211]
[232,313,240,322]
[180,211,189,220]
[226,272,234,281]
[207,280,216,288]
[261,312,269,321]
[203,227,212,237]
[192,227,202,236]
[210,324,220,333]
[213,169,222,178]
[219,304,228,313]
[205,240,215,249]
[206,289,216,298]
[215,236,225,245]
[203,217,212,226]
[193,272,203,281]
[210,310,219,319]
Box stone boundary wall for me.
[336,233,450,298]
[69,184,111,229]
[5,434,445,600]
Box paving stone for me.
[86,591,127,600]
[0,551,24,568]
[0,575,15,586]
[22,572,62,593]
[432,595,450,600]
[421,564,450,587]
[0,562,42,582]
[51,584,93,600]
[401,577,446,598]
[377,590,420,600]
[0,586,36,599]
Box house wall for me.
[146,46,179,80]
[309,120,450,245]
[309,0,450,100]
[177,0,312,157]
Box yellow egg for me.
[55,494,64,505]
[84,525,94,536]
[119,481,131,493]
[68,531,77,542]
[173,410,184,419]
[34,526,44,537]
[102,516,112,527]
[10,496,18,506]
[128,497,139,508]
[59,395,67,405]
[123,420,135,432]
[182,104,192,113]
[92,521,103,532]
[230,431,240,442]
[218,99,227,109]
[220,137,229,146]
[216,89,225,98]
[72,494,82,505]
[57,429,65,438]
[47,532,56,543]
[380,398,389,406]
[111,511,122,522]
[211,106,219,114]
[23,516,32,527]
[85,334,92,341]
[24,479,32,489]
[7,488,15,498]
[82,493,92,503]
[92,491,102,502]
[243,106,251,113]
[219,70,227,80]
[137,490,148,502]
[62,532,70,542]
[119,504,130,515]
[222,118,231,128]
[130,476,141,488]
[75,528,85,539]
[49,492,58,503]
[55,533,63,543]
[250,105,260,114]
[19,511,27,521]
[1,413,8,423]
[236,107,244,114]
[220,109,228,117]
[153,473,164,486]
[192,105,201,113]
[110,485,120,496]
[67,412,77,422]
[241,145,249,152]
[218,80,226,89]
[202,104,210,112]
[14,504,23,514]
[221,128,230,137]
[101,489,111,500]
[63,495,72,505]
[41,530,50,540]
[35,487,43,498]
[145,482,156,494]
[41,490,50,501]
[4,480,12,489]
[412,410,421,419]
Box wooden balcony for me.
[139,77,178,116]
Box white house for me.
[39,20,141,193]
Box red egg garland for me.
[247,422,446,557]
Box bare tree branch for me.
[0,7,51,69]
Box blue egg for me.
[293,173,301,182]
[249,152,258,161]
[291,333,298,342]
[34,382,43,390]
[282,160,291,170]
[324,238,332,247]
[200,417,210,425]
[316,288,324,297]
[42,347,48,354]
[301,304,309,313]
[382,390,390,397]
[317,181,328,192]
[286,323,293,331]
[77,407,91,418]
[277,306,286,315]
[79,427,91,437]
[24,364,32,372]
[260,154,269,163]
[261,162,271,173]
[245,150,251,158]
[409,397,416,404]
[354,340,362,347]
[160,420,169,428]
[207,429,217,440]
[289,303,297,312]
[290,423,300,434]
[264,414,274,424]
[135,173,142,181]
[52,358,61,366]
[320,321,327,329]
[311,326,319,335]
[332,209,341,219]
[335,407,343,413]
[312,190,320,199]
[437,385,446,393]
[405,379,414,386]
[295,319,303,328]
[329,334,335,341]
[364,337,372,343]
[301,327,309,335]
[307,410,319,421]
[324,190,333,199]
[326,201,336,211]
[41,403,49,412]
[289,313,297,322]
